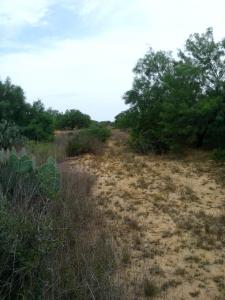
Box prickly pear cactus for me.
[37,157,60,198]
[0,149,59,200]
[9,152,34,174]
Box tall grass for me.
[0,149,122,299]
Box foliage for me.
[0,200,53,299]
[80,125,111,142]
[0,149,60,201]
[66,131,103,156]
[55,109,91,130]
[0,77,28,126]
[114,109,137,129]
[26,135,68,164]
[23,100,54,141]
[211,148,225,161]
[0,146,121,299]
[0,150,59,299]
[0,120,24,149]
[0,78,54,141]
[122,28,225,153]
[66,125,111,156]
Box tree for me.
[114,109,138,129]
[0,77,29,126]
[0,79,54,141]
[23,100,54,141]
[122,28,225,153]
[56,109,91,130]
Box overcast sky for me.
[0,0,225,120]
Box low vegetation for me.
[66,125,111,156]
[0,146,120,299]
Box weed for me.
[143,278,158,298]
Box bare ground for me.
[69,130,225,300]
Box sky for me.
[0,0,225,121]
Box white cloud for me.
[0,0,54,27]
[0,0,225,120]
[0,28,149,120]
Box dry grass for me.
[67,130,225,300]
[50,165,124,299]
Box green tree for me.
[0,77,29,126]
[0,78,54,141]
[122,28,225,153]
[24,100,54,141]
[114,109,138,129]
[56,109,91,129]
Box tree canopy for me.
[119,28,225,153]
[0,78,92,141]
[55,109,91,130]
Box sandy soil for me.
[69,130,225,300]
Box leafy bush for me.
[66,126,111,156]
[80,125,111,142]
[211,148,225,161]
[66,132,103,156]
[0,78,54,142]
[114,109,137,130]
[23,100,54,141]
[55,109,91,130]
[0,120,24,149]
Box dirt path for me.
[69,130,225,300]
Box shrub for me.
[212,148,225,161]
[55,109,91,130]
[0,149,121,299]
[0,120,24,149]
[23,100,54,142]
[0,150,59,299]
[66,126,111,156]
[66,132,103,156]
[27,133,69,164]
[80,125,111,142]
[0,201,54,299]
[143,278,159,298]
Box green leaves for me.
[122,28,225,153]
[37,157,60,198]
[0,120,24,149]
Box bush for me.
[27,133,69,164]
[0,201,53,299]
[0,120,24,149]
[0,145,122,298]
[0,150,59,299]
[211,148,225,161]
[66,126,111,156]
[80,125,111,142]
[66,132,103,156]
[55,109,91,130]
